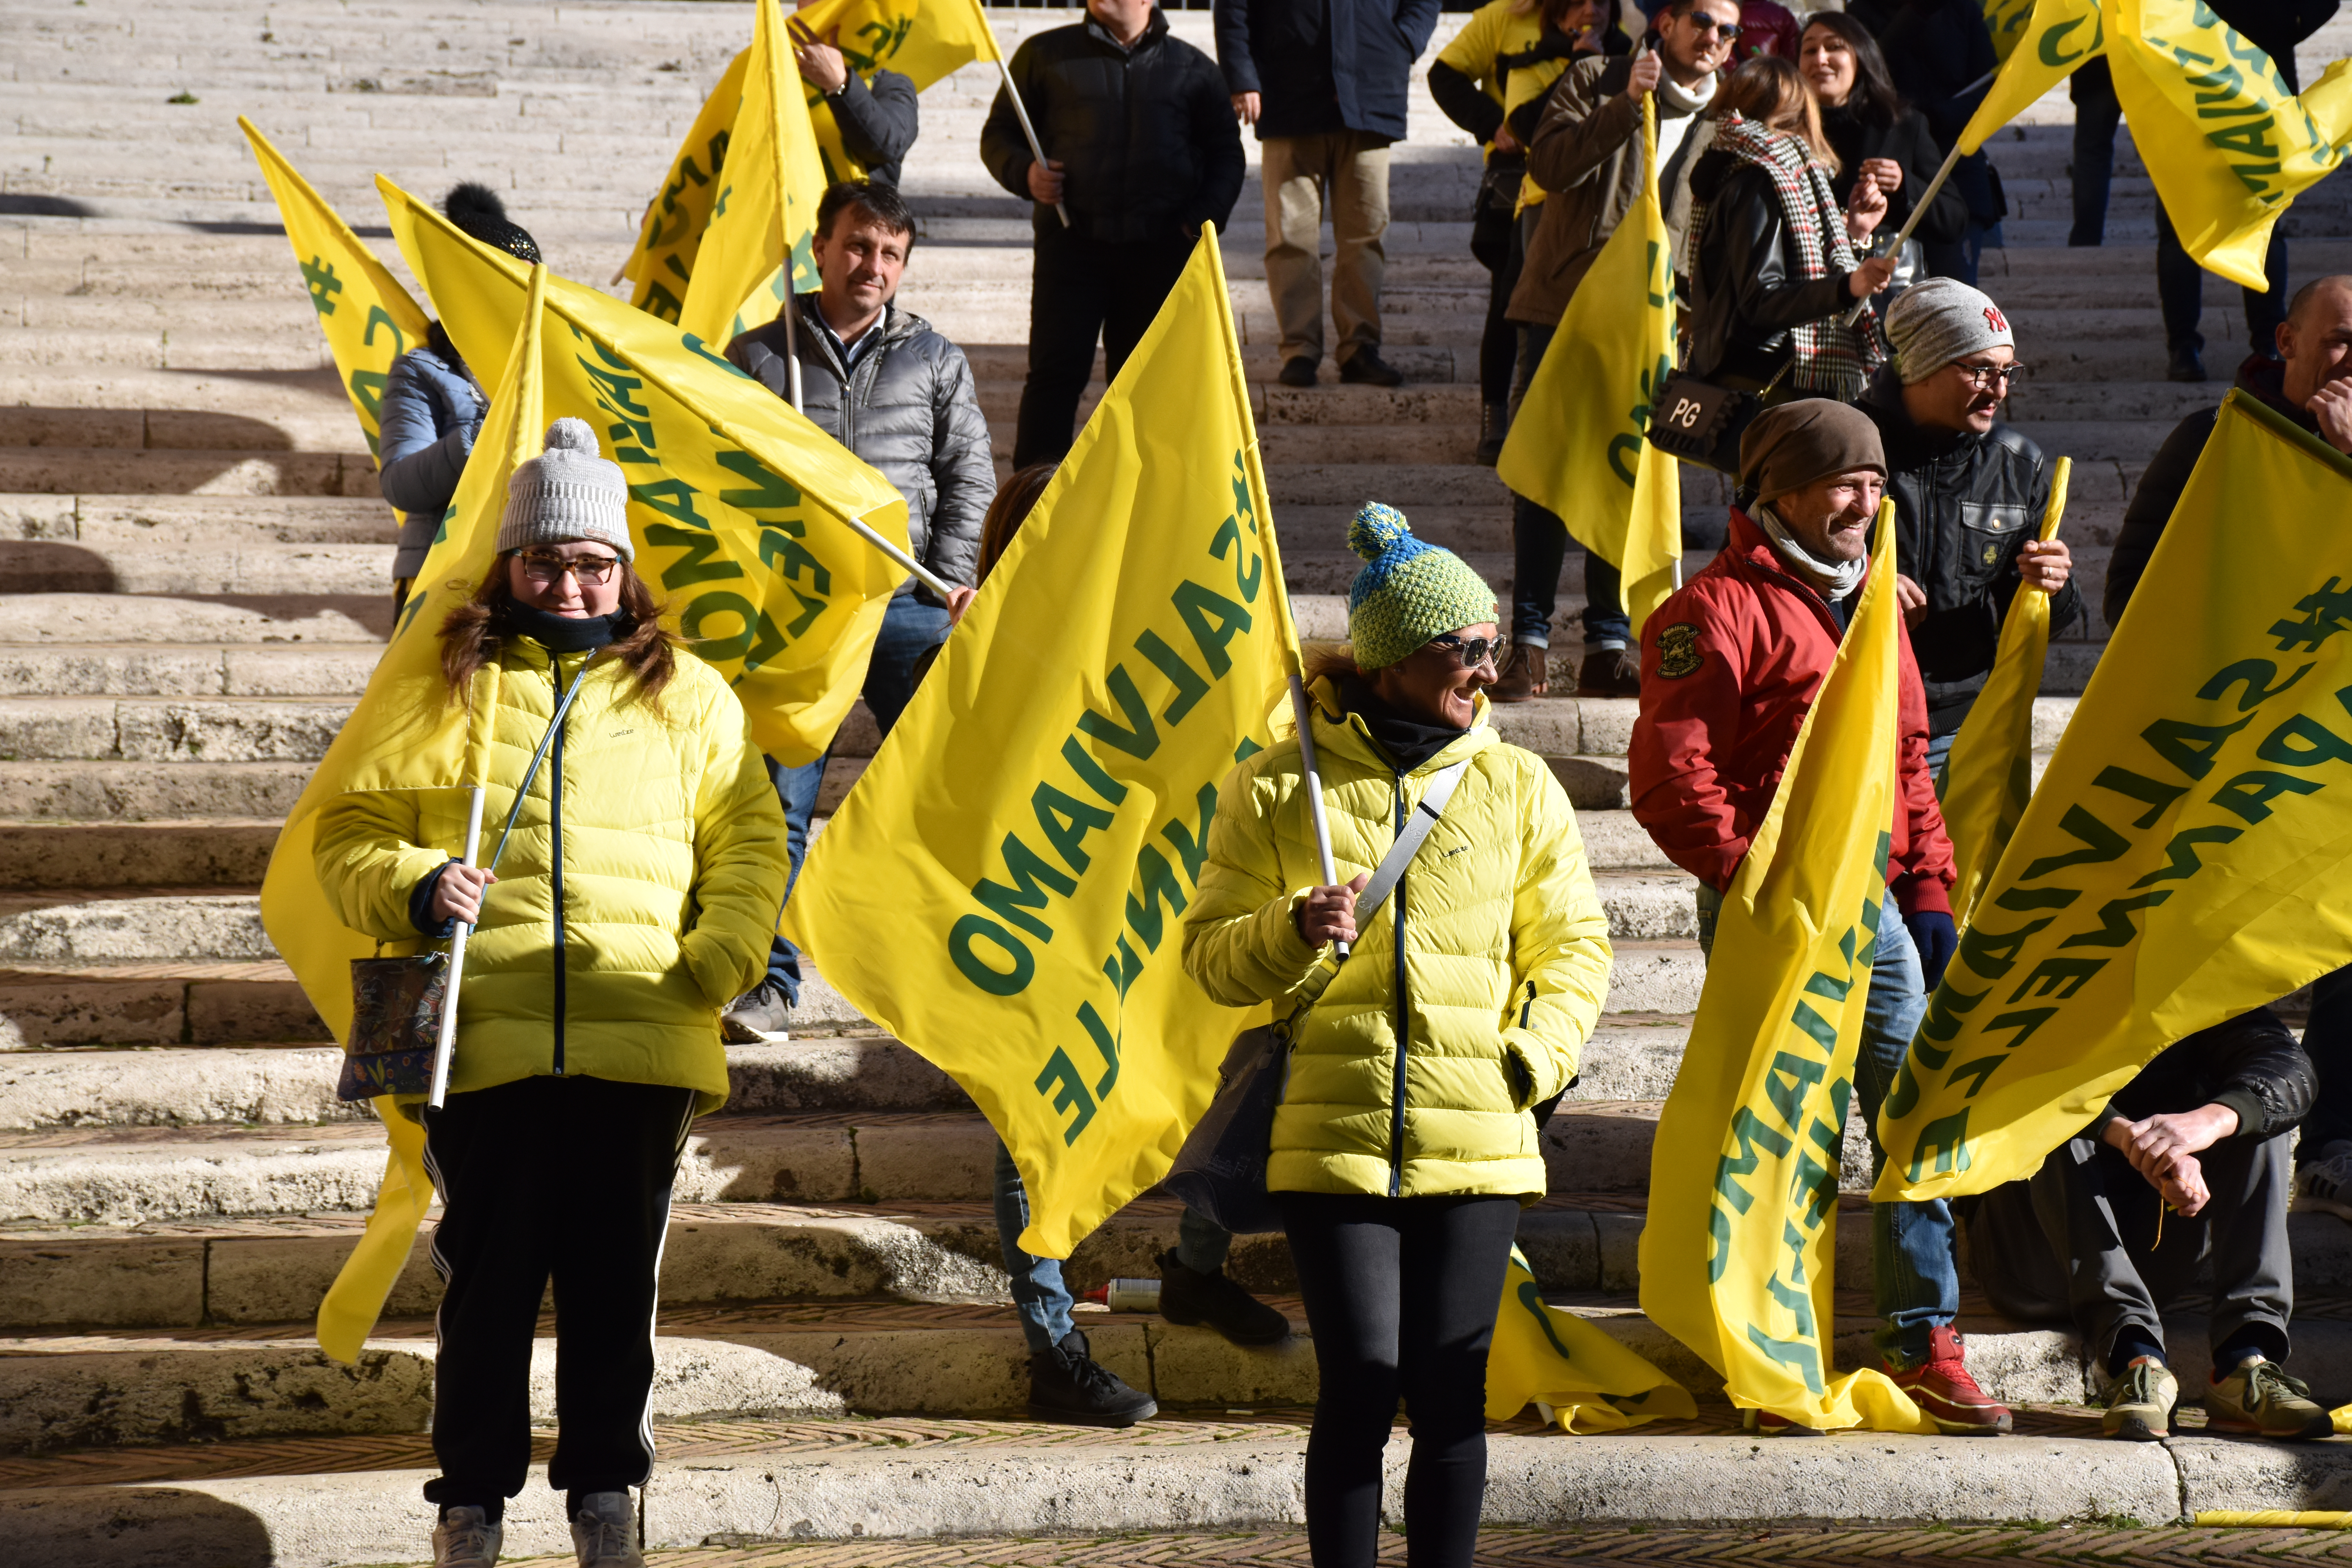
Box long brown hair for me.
[438,557,682,707]
[976,461,1060,587]
[1714,54,1839,174]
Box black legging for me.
[1276,1191,1523,1568]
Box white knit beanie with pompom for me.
[497,417,633,561]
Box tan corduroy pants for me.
[1260,132,1391,368]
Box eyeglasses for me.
[1428,634,1502,670]
[1684,12,1743,37]
[1955,361,2027,390]
[515,551,621,586]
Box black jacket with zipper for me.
[725,296,994,606]
[1858,375,2084,738]
[2097,1007,2315,1142]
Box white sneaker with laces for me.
[2295,1143,2352,1222]
[571,1491,645,1568]
[432,1505,502,1568]
[719,979,792,1044]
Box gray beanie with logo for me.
[497,418,633,561]
[1885,277,2016,385]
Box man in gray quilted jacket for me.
[721,179,995,1039]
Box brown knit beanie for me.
[1739,399,1887,501]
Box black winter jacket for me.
[2106,356,2324,629]
[1819,103,1965,248]
[1682,150,1855,390]
[724,298,994,607]
[1214,0,1441,141]
[2096,1007,2316,1143]
[981,14,1245,246]
[822,68,920,186]
[1843,0,1995,150]
[1859,377,2083,737]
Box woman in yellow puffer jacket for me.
[1181,503,1612,1568]
[314,419,786,1568]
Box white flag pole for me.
[427,784,486,1111]
[1288,674,1348,961]
[996,56,1072,229]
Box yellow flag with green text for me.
[624,49,748,323]
[796,0,1002,183]
[783,229,1295,1259]
[380,175,910,768]
[268,268,550,1362]
[1957,0,2105,153]
[1877,394,2352,1202]
[679,0,829,347]
[1495,98,1681,641]
[2107,0,2352,290]
[241,118,432,464]
[1640,503,1936,1434]
[1941,458,2069,928]
[1487,1247,1697,1433]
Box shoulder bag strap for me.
[1356,757,1473,933]
[481,661,592,877]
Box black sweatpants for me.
[1276,1191,1522,1568]
[1011,222,1193,469]
[420,1074,698,1513]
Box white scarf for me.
[1653,66,1716,183]
[1757,503,1867,601]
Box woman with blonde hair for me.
[1682,52,1896,400]
[316,419,787,1568]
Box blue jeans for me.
[1506,320,1629,652]
[1695,884,1958,1363]
[764,593,954,1003]
[993,1140,1232,1354]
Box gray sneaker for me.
[2295,1143,2352,1221]
[432,1505,502,1568]
[571,1491,645,1568]
[720,979,791,1043]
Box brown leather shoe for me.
[1489,642,1547,702]
[1575,647,1641,699]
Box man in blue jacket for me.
[1215,0,1440,388]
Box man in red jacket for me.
[1630,399,2009,1435]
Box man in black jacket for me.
[720,180,993,1039]
[1216,0,1440,388]
[1965,1009,2328,1441]
[982,0,1244,466]
[790,13,920,185]
[1861,278,2079,771]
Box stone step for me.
[0,590,388,644]
[0,819,279,888]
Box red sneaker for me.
[1886,1325,2013,1434]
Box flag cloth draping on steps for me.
[1495,96,1682,644]
[1876,392,2352,1204]
[784,227,1296,1261]
[266,266,550,1365]
[379,173,909,769]
[1487,1246,1698,1432]
[240,119,431,467]
[1940,456,2070,930]
[1639,502,1938,1434]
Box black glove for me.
[1905,909,1958,993]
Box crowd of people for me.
[343,1,2352,1565]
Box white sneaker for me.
[719,979,792,1043]
[432,1506,502,1568]
[2295,1144,2352,1221]
[571,1491,645,1568]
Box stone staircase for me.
[6,0,2352,1561]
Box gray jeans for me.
[1966,1129,2294,1373]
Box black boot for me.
[1475,402,1508,466]
[2167,344,2208,383]
[1157,1247,1291,1345]
[1027,1329,1157,1427]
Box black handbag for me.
[1162,758,1473,1233]
[1646,354,1795,475]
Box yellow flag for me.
[795,0,1003,184]
[1981,0,2040,63]
[679,0,829,347]
[1639,503,1937,1434]
[240,118,432,465]
[1486,1247,1696,1433]
[624,49,749,323]
[1877,393,2352,1203]
[783,229,1295,1259]
[381,176,911,767]
[2106,0,2352,291]
[271,267,550,1363]
[1956,0,2106,154]
[1495,97,1681,641]
[1941,457,2070,928]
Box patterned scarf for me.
[1688,111,1887,399]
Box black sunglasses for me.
[1428,634,1502,670]
[1684,11,1743,36]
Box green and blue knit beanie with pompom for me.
[1344,501,1499,671]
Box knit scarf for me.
[1689,111,1887,399]
[1755,503,1867,601]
